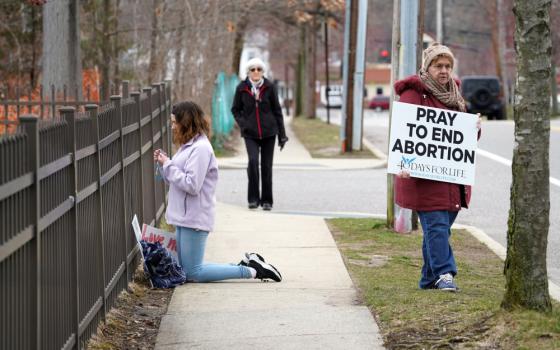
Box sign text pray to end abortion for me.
[387,101,478,185]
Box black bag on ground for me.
[141,240,186,288]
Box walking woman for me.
[394,43,481,292]
[231,57,288,210]
[154,101,281,282]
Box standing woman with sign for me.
[231,57,289,211]
[154,101,282,282]
[394,43,481,292]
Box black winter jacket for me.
[231,78,287,140]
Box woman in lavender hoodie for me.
[154,101,282,282]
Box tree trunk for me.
[502,0,552,312]
[306,20,317,119]
[551,52,558,115]
[42,0,82,100]
[113,0,121,91]
[100,0,111,100]
[132,0,139,74]
[148,0,161,84]
[173,15,184,102]
[158,1,169,82]
[29,5,40,89]
[295,26,307,117]
[231,18,248,76]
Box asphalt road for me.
[314,107,560,286]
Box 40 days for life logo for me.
[388,102,479,186]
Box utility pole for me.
[341,0,358,152]
[284,63,291,116]
[352,0,368,151]
[399,0,418,79]
[497,0,511,110]
[341,0,367,152]
[387,0,401,229]
[436,0,443,43]
[324,19,330,124]
[417,0,425,68]
[387,0,423,231]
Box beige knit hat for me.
[422,42,455,71]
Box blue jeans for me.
[417,210,458,289]
[176,226,252,282]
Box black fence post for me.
[18,114,41,350]
[130,92,145,226]
[60,106,79,349]
[157,83,166,154]
[160,82,170,203]
[122,81,130,99]
[110,95,130,291]
[164,80,172,154]
[143,87,157,226]
[152,84,164,223]
[85,104,106,319]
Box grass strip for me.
[291,116,374,158]
[328,218,560,349]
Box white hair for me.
[245,57,266,75]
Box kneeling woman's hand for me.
[154,149,169,165]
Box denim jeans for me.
[417,210,458,289]
[176,226,252,282]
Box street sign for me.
[387,101,479,185]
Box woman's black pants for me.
[244,136,276,206]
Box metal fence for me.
[0,82,171,350]
[0,81,136,134]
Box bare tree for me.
[502,0,552,312]
[148,0,161,83]
[550,0,559,115]
[42,0,82,99]
[100,0,112,99]
[173,2,186,102]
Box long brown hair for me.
[171,101,210,145]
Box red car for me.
[368,95,390,111]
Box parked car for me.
[461,75,506,120]
[368,95,390,111]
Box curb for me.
[454,223,560,303]
[278,208,560,303]
[362,137,387,162]
[357,137,560,302]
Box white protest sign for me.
[387,101,478,185]
[132,215,142,243]
[132,215,153,288]
[141,223,178,261]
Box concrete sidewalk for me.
[155,117,386,349]
[217,115,387,171]
[155,203,385,349]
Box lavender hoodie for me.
[161,134,218,232]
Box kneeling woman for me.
[154,101,281,282]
